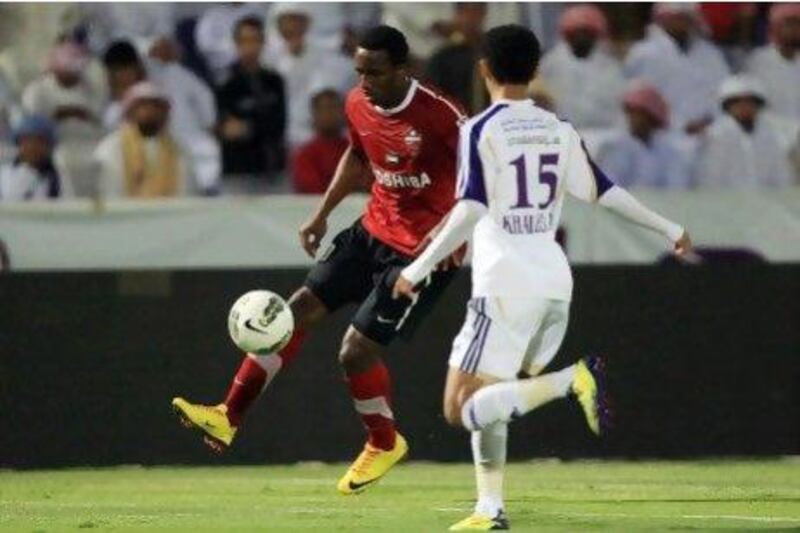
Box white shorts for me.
[449,296,570,381]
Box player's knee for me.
[338,328,381,373]
[443,399,463,428]
[288,287,327,330]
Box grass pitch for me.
[1,460,799,531]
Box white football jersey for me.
[457,99,614,301]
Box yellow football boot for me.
[336,433,408,495]
[449,511,509,530]
[172,397,237,453]
[571,356,610,436]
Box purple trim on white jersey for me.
[458,104,509,205]
[580,140,615,197]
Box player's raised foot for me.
[449,510,510,530]
[171,397,237,453]
[571,356,611,436]
[336,433,408,495]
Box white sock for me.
[472,421,507,517]
[247,353,283,391]
[462,365,576,431]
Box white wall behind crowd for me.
[0,190,798,271]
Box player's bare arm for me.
[299,146,369,257]
[674,230,693,257]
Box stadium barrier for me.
[1,265,797,468]
[1,188,799,270]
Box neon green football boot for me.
[172,397,237,453]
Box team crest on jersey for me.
[404,128,423,157]
[386,153,401,165]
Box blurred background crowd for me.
[0,1,798,202]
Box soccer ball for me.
[228,290,294,354]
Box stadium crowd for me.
[0,2,798,201]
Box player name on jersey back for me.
[502,211,555,234]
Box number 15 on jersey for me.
[503,152,560,235]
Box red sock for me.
[223,328,306,426]
[276,328,306,366]
[346,361,396,451]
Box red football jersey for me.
[346,79,465,257]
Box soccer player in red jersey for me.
[172,25,466,493]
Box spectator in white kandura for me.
[596,80,692,188]
[745,3,800,123]
[267,3,356,148]
[194,3,267,85]
[22,41,104,141]
[0,114,72,201]
[626,3,729,135]
[694,75,798,188]
[144,37,221,195]
[539,4,625,131]
[102,40,221,195]
[22,41,104,197]
[94,82,189,198]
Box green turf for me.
[1,460,799,531]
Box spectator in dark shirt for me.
[425,3,488,114]
[216,16,286,178]
[290,88,347,194]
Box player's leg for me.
[460,301,609,435]
[445,297,525,530]
[173,221,371,451]
[336,264,455,494]
[335,325,409,494]
[220,287,325,426]
[172,288,328,451]
[444,367,510,531]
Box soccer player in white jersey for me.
[394,25,693,531]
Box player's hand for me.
[674,230,693,257]
[436,242,467,271]
[392,274,416,300]
[299,215,327,258]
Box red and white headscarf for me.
[769,3,800,42]
[47,41,89,75]
[622,80,670,129]
[121,81,171,116]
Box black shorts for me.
[304,219,456,346]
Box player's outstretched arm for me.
[299,146,370,258]
[393,199,486,299]
[598,186,693,258]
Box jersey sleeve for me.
[455,121,494,205]
[564,126,615,203]
[455,122,484,204]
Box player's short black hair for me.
[358,25,409,66]
[103,40,141,69]
[234,15,264,40]
[481,25,541,84]
[311,88,341,109]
